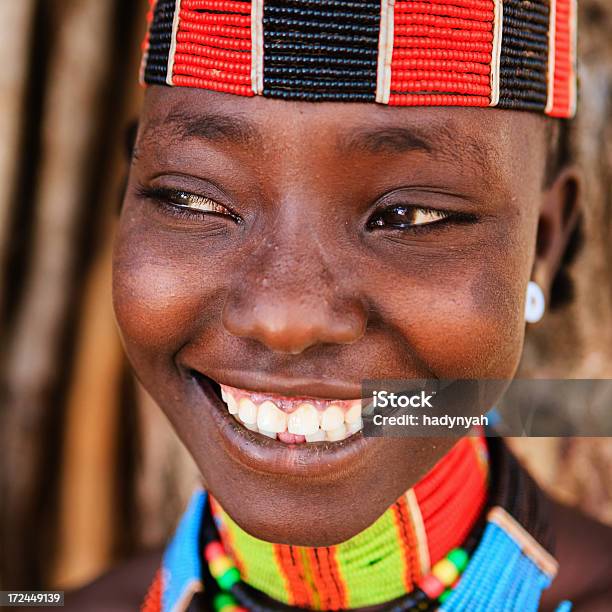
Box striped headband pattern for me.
[140,0,577,118]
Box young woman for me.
[67,1,612,610]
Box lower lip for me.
[193,375,370,478]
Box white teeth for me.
[345,400,361,423]
[226,393,238,414]
[238,398,258,424]
[325,423,347,441]
[320,404,344,431]
[257,400,287,433]
[288,403,320,435]
[219,385,364,443]
[305,429,326,442]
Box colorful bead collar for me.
[141,438,573,611]
[140,0,577,118]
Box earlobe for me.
[532,165,582,307]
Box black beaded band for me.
[498,0,551,112]
[143,0,175,86]
[261,0,380,102]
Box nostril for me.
[223,320,325,355]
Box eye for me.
[159,189,232,216]
[137,186,241,222]
[367,205,451,230]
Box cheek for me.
[112,221,210,366]
[113,258,190,354]
[418,276,524,378]
[371,240,532,379]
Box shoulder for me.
[62,549,162,612]
[540,499,612,611]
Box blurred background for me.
[0,0,611,594]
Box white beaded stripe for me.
[405,488,431,575]
[251,0,265,95]
[138,45,149,87]
[166,0,182,86]
[489,0,503,107]
[375,0,395,104]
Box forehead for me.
[138,86,547,180]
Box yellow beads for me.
[432,558,459,586]
[210,555,234,578]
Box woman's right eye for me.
[136,186,241,223]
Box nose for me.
[221,240,367,354]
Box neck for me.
[210,436,489,610]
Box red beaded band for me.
[389,0,495,107]
[546,0,577,117]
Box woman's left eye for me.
[367,205,451,230]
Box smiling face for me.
[113,86,551,545]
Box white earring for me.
[525,281,545,323]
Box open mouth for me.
[194,372,364,444]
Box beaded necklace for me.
[141,438,572,611]
[142,437,489,611]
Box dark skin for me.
[70,87,612,609]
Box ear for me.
[532,166,582,304]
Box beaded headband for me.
[140,0,577,118]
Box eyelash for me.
[136,185,241,223]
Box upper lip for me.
[188,368,363,400]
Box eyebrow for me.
[159,109,262,147]
[338,121,494,178]
[338,126,434,155]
